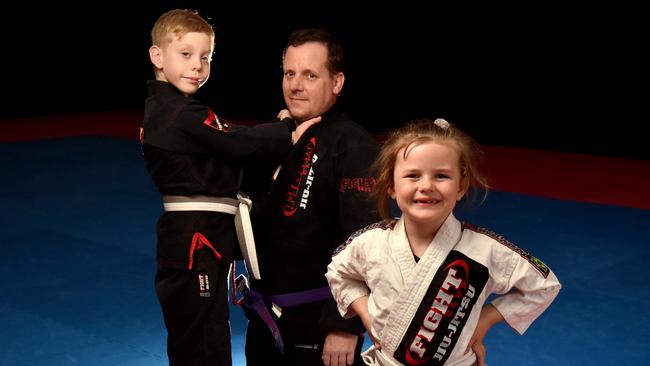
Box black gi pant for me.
[155,212,237,366]
[245,300,365,366]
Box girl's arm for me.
[465,304,504,366]
[350,295,380,348]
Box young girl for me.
[326,118,561,366]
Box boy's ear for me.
[149,45,163,69]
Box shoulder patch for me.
[339,177,376,193]
[463,223,550,278]
[202,108,230,132]
[332,219,396,257]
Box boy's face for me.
[150,32,213,96]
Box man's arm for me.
[321,132,380,365]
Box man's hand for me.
[322,331,358,366]
[291,115,321,144]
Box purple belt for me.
[245,288,285,353]
[244,286,333,353]
[269,286,333,307]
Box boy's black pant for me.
[155,212,238,366]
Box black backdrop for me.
[3,3,646,159]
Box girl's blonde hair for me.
[371,118,489,219]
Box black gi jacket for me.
[142,80,293,198]
[249,107,380,334]
[142,80,294,268]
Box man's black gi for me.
[244,107,380,365]
[141,80,292,366]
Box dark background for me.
[3,3,646,159]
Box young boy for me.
[141,9,318,365]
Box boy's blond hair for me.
[151,9,214,49]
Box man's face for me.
[282,42,344,122]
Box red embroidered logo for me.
[284,137,317,217]
[339,177,376,193]
[203,109,230,132]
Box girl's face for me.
[151,32,213,96]
[389,140,468,234]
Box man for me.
[243,28,380,366]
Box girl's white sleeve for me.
[325,237,371,318]
[491,253,561,334]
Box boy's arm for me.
[176,100,293,159]
[176,101,321,160]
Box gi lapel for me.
[381,215,462,352]
[382,214,490,366]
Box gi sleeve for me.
[241,117,295,196]
[319,300,365,335]
[336,136,380,239]
[490,252,561,335]
[325,236,371,319]
[176,100,292,159]
[322,236,371,335]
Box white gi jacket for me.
[326,214,561,366]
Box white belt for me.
[162,194,261,280]
[371,346,478,366]
[373,348,401,366]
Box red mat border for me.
[2,110,648,210]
